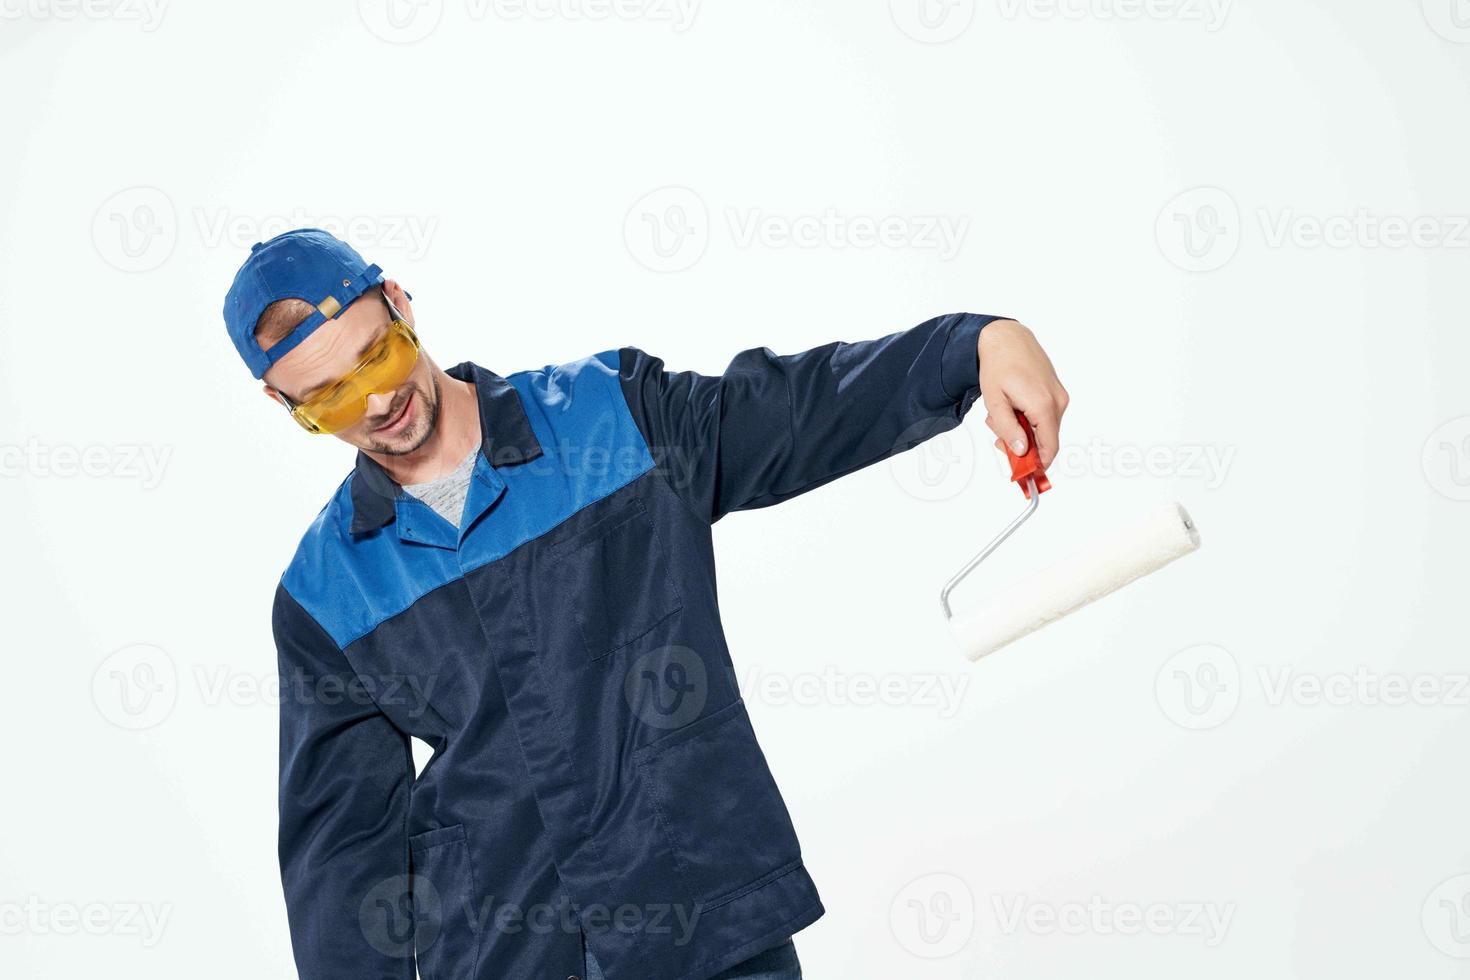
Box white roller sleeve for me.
[949,502,1201,661]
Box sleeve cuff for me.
[939,313,1007,405]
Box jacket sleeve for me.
[273,583,416,980]
[617,312,1003,523]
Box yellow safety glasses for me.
[278,296,422,435]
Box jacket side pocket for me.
[409,824,480,980]
[635,700,804,908]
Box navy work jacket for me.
[272,312,1000,980]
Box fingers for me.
[1010,386,1068,469]
[983,390,1028,457]
[1025,402,1060,469]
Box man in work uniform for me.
[223,228,1067,980]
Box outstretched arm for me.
[616,313,1066,523]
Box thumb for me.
[984,391,1029,457]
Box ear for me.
[382,279,414,324]
[262,383,289,408]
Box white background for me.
[3,0,1469,977]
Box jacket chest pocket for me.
[550,495,683,661]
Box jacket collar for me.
[348,362,543,534]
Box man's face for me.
[262,285,441,456]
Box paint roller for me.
[939,412,1201,661]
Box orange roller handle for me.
[1003,409,1052,499]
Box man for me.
[224,228,1066,980]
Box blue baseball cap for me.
[223,227,411,380]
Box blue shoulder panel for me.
[280,477,465,650]
[454,350,655,571]
[281,350,655,650]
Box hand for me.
[976,319,1069,469]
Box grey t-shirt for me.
[402,446,478,528]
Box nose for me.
[364,388,399,422]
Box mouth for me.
[372,389,416,435]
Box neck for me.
[369,370,481,486]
